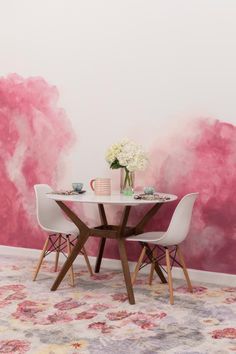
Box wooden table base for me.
[95,203,167,283]
[94,238,106,273]
[50,200,166,304]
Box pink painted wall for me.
[98,119,236,275]
[0,74,235,275]
[0,74,75,249]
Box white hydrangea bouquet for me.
[105,139,148,194]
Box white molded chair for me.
[127,193,199,304]
[33,184,93,285]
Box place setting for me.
[47,182,86,195]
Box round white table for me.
[47,192,177,205]
[47,192,177,304]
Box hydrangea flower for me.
[106,139,148,172]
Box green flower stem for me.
[124,167,130,189]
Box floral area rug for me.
[0,254,235,354]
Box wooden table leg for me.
[50,200,91,290]
[95,204,108,273]
[116,206,135,304]
[135,203,163,234]
[118,238,135,305]
[95,238,106,273]
[51,232,89,291]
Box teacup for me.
[72,183,83,192]
[144,186,155,195]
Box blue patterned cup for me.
[72,183,83,192]
[144,186,155,195]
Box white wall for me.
[1,0,236,190]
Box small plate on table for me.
[48,190,86,195]
[134,193,171,201]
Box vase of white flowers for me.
[105,139,148,195]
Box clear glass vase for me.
[120,168,135,195]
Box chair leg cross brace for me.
[140,242,167,284]
[133,244,193,304]
[33,233,93,285]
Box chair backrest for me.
[34,184,65,231]
[162,193,199,246]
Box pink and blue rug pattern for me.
[0,255,235,353]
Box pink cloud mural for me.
[0,74,75,249]
[122,118,236,274]
[98,118,236,274]
[0,74,235,275]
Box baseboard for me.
[0,245,235,286]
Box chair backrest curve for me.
[162,193,199,246]
[34,184,66,231]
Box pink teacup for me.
[90,178,111,196]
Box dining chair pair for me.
[127,193,199,305]
[33,184,93,286]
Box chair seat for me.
[127,231,166,244]
[42,220,79,236]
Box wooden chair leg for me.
[177,246,193,293]
[54,234,61,272]
[132,246,146,285]
[165,248,174,305]
[82,247,93,276]
[33,237,50,281]
[67,237,75,287]
[149,247,157,286]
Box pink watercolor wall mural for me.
[98,118,236,275]
[0,74,235,275]
[147,118,236,275]
[0,74,75,249]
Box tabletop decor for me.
[105,139,148,195]
[72,183,83,192]
[143,186,155,195]
[47,190,86,195]
[90,178,111,196]
[134,193,171,201]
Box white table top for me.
[47,192,178,206]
